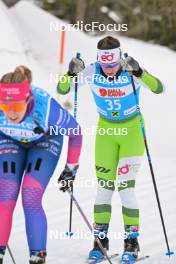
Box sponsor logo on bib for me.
[99,88,126,97]
[124,106,137,115]
[111,111,119,117]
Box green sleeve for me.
[140,71,164,94]
[57,73,74,95]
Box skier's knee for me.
[22,175,44,213]
[95,185,114,205]
[0,178,19,204]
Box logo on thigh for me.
[96,165,111,174]
[118,163,140,175]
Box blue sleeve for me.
[47,98,80,134]
[47,98,82,164]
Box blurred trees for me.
[40,0,176,49]
[2,0,176,50]
[120,0,176,50]
[2,0,20,6]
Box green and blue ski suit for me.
[57,62,164,227]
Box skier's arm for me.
[57,56,85,94]
[139,71,164,94]
[57,58,94,94]
[47,98,82,164]
[122,56,164,94]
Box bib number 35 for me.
[105,99,121,111]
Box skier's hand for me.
[58,163,79,192]
[121,56,143,77]
[68,57,85,76]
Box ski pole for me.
[7,245,16,264]
[73,52,81,119]
[66,52,81,237]
[67,189,113,264]
[130,73,174,257]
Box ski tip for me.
[66,231,74,237]
[166,251,174,257]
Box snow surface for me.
[0,0,176,263]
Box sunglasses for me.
[0,102,26,112]
[99,61,120,69]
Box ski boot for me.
[121,225,140,263]
[29,251,46,264]
[89,224,109,261]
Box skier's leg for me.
[92,118,119,256]
[118,118,144,227]
[94,135,119,225]
[21,134,63,263]
[118,156,142,227]
[117,116,145,258]
[0,134,26,257]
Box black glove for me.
[58,164,79,192]
[121,56,143,77]
[68,57,85,76]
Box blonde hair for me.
[0,65,32,84]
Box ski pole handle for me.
[76,52,81,59]
[121,52,128,71]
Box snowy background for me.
[0,0,176,263]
